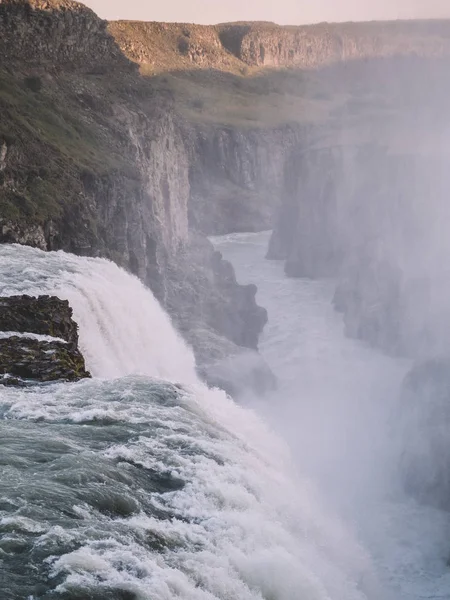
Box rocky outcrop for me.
[0,295,90,385]
[0,220,49,250]
[0,337,89,385]
[0,0,133,71]
[0,295,80,345]
[165,235,268,352]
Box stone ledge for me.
[0,295,91,385]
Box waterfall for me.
[0,244,197,383]
[0,243,380,600]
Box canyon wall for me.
[219,21,450,68]
[107,19,450,74]
[186,124,302,235]
[0,0,270,391]
[4,0,450,387]
[269,136,450,358]
[265,46,450,360]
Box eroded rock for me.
[0,337,90,384]
[0,295,90,385]
[0,221,48,250]
[0,295,79,345]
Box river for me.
[1,236,450,599]
[213,231,450,600]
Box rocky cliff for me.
[0,0,270,391]
[0,0,133,71]
[218,21,450,68]
[4,0,450,388]
[269,129,450,358]
[186,123,303,235]
[107,19,450,74]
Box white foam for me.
[0,331,68,344]
[0,244,196,383]
[0,244,380,599]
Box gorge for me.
[2,0,450,598]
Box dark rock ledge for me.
[0,295,90,386]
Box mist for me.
[3,2,450,598]
[211,52,450,598]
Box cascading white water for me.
[0,243,382,600]
[1,244,197,383]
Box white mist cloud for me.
[83,0,450,24]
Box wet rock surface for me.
[0,337,90,385]
[0,295,79,346]
[0,295,90,385]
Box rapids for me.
[0,243,375,600]
[1,237,450,599]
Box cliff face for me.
[268,144,348,276]
[108,21,243,74]
[4,0,450,385]
[219,21,450,68]
[270,136,450,358]
[0,0,269,387]
[106,19,450,74]
[0,0,132,71]
[265,43,450,359]
[187,124,302,235]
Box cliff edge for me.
[108,19,450,74]
[0,0,271,395]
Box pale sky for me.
[83,0,450,25]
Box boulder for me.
[0,295,79,346]
[0,295,90,385]
[0,337,90,384]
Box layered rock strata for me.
[0,295,90,385]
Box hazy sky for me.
[83,0,450,25]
